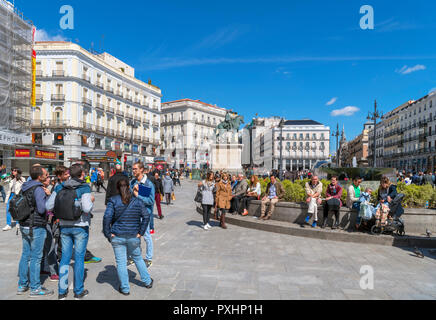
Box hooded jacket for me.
[19,179,47,228]
[48,178,94,227]
[162,175,174,194]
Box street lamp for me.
[367,100,383,168]
[278,118,285,180]
[332,123,340,167]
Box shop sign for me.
[35,150,57,160]
[15,149,30,158]
[0,131,31,145]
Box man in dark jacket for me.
[105,165,129,206]
[17,166,54,297]
[230,174,248,215]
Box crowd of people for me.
[0,161,182,299]
[396,170,435,187]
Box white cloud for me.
[35,29,67,42]
[326,97,338,106]
[396,64,426,75]
[331,106,360,117]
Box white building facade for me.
[251,119,330,173]
[32,41,162,167]
[160,99,227,169]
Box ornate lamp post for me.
[367,100,383,168]
[279,118,285,180]
[332,123,340,167]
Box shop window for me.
[32,133,42,144]
[54,133,64,145]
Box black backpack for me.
[9,186,38,223]
[54,186,82,221]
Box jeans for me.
[6,193,15,226]
[111,236,152,293]
[0,185,5,202]
[143,225,153,261]
[58,227,89,295]
[18,227,47,291]
[352,202,362,225]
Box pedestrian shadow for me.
[186,220,204,229]
[96,265,145,292]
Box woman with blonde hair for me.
[240,175,261,216]
[215,173,232,229]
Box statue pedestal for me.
[210,144,243,172]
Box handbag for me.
[160,194,164,201]
[194,189,203,203]
[172,192,176,201]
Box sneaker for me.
[203,225,209,230]
[242,210,249,216]
[2,225,11,231]
[58,290,68,300]
[159,215,164,220]
[145,278,154,289]
[206,223,212,229]
[145,259,152,268]
[74,289,89,300]
[305,216,311,224]
[30,287,54,298]
[150,229,155,235]
[49,274,59,282]
[127,259,134,266]
[312,221,317,228]
[17,286,29,295]
[84,257,102,264]
[119,287,130,296]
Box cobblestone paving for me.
[0,180,436,300]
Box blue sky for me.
[18,0,436,153]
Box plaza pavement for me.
[0,179,436,300]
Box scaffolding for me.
[0,0,33,134]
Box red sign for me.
[15,149,30,158]
[35,150,57,160]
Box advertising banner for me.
[15,149,31,158]
[35,150,57,160]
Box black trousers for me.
[323,200,341,222]
[230,195,243,213]
[202,204,212,225]
[240,196,258,212]
[165,193,171,205]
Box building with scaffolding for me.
[0,0,33,169]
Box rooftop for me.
[284,120,323,126]
[162,99,227,111]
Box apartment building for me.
[32,41,162,168]
[160,99,227,169]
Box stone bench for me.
[248,200,436,236]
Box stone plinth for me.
[210,144,243,172]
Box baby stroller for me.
[370,196,406,236]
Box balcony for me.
[117,130,125,138]
[95,103,105,111]
[31,120,46,128]
[49,120,71,128]
[152,121,160,127]
[81,122,94,131]
[115,90,123,98]
[125,113,134,121]
[36,94,43,104]
[106,129,115,137]
[107,106,115,114]
[96,82,104,89]
[52,70,65,77]
[133,135,142,143]
[95,125,105,135]
[82,74,91,83]
[106,86,114,94]
[142,137,150,144]
[82,98,92,106]
[35,70,43,77]
[51,94,65,103]
[116,109,124,116]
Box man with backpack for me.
[16,165,54,297]
[54,164,94,300]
